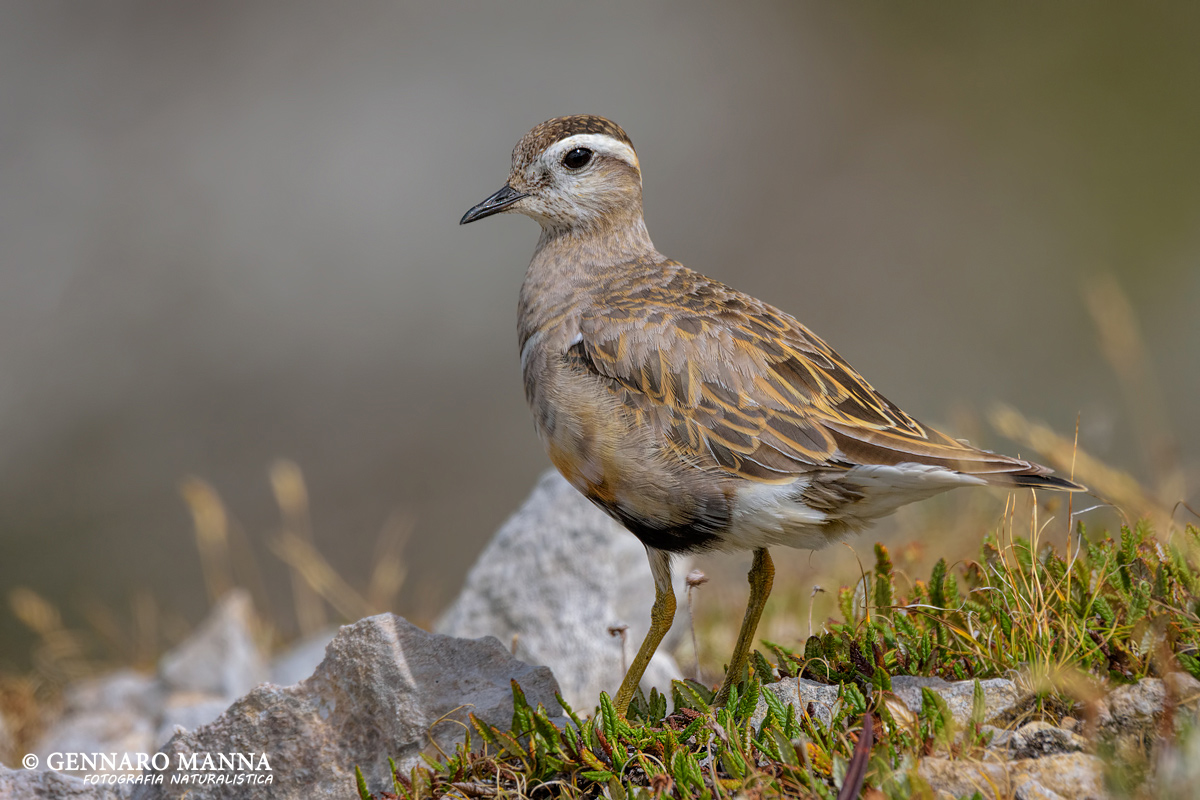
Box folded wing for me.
[571,264,1082,491]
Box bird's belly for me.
[527,366,733,553]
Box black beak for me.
[460,184,528,225]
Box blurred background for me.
[1,1,1197,673]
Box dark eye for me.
[562,148,593,170]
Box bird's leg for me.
[614,548,675,717]
[714,547,774,707]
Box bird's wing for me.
[572,266,1055,485]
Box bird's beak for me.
[460,184,528,225]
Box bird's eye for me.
[562,148,593,170]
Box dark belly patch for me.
[597,491,731,554]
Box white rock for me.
[130,614,561,800]
[438,470,690,711]
[158,590,267,699]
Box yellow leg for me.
[714,548,774,707]
[614,548,676,717]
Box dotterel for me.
[461,115,1083,715]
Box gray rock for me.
[33,671,163,776]
[158,590,267,700]
[918,755,1010,798]
[1099,677,1165,732]
[1097,673,1200,762]
[131,614,561,800]
[1007,720,1086,759]
[0,765,130,799]
[268,629,339,686]
[437,470,690,711]
[889,676,1018,726]
[1098,672,1200,735]
[59,671,164,720]
[1165,670,1200,700]
[919,752,1108,800]
[34,711,156,777]
[981,724,1012,749]
[1009,753,1109,800]
[748,677,842,729]
[153,694,231,749]
[748,675,1020,734]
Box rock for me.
[0,764,130,799]
[919,752,1108,800]
[1006,720,1086,759]
[748,677,841,729]
[1099,677,1165,733]
[438,470,691,711]
[1010,753,1109,800]
[158,590,267,699]
[30,596,274,766]
[747,675,1019,734]
[131,614,561,800]
[918,756,1009,798]
[1164,670,1200,701]
[1014,779,1067,800]
[269,629,339,686]
[1095,673,1200,762]
[889,676,1018,726]
[153,694,231,749]
[981,724,1012,749]
[35,670,163,776]
[34,711,156,777]
[59,671,164,720]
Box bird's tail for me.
[1000,471,1086,492]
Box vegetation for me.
[355,521,1200,800]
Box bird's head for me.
[460,115,643,234]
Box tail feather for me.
[1003,472,1086,492]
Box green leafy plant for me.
[355,523,1200,799]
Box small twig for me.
[686,569,708,682]
[808,586,826,640]
[608,624,629,673]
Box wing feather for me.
[569,263,1074,486]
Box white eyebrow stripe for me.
[546,133,640,171]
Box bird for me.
[460,114,1084,716]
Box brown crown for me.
[512,115,633,169]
